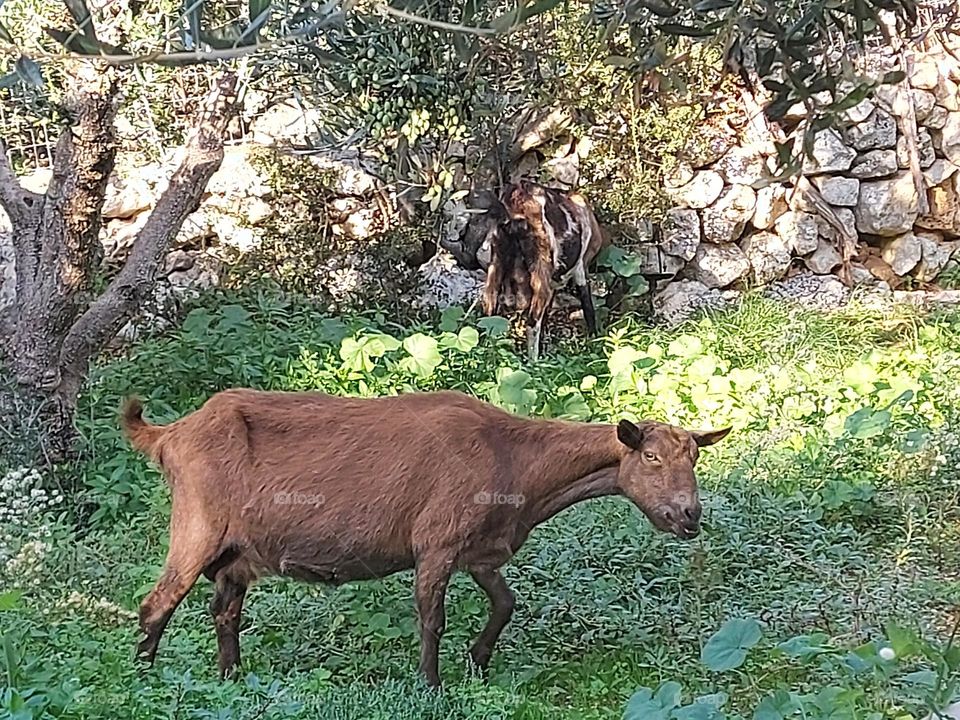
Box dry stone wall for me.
[651,34,960,317]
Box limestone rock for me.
[917,177,959,232]
[102,177,153,219]
[661,208,701,261]
[914,231,956,281]
[664,162,695,189]
[843,98,876,124]
[849,149,899,179]
[741,231,792,284]
[845,108,897,151]
[804,239,842,274]
[417,251,485,309]
[924,105,949,130]
[766,272,850,309]
[911,89,937,122]
[816,208,858,243]
[923,159,958,187]
[813,176,860,206]
[896,129,936,170]
[207,147,272,198]
[164,249,195,274]
[881,232,922,275]
[544,153,579,187]
[652,279,734,327]
[775,211,819,254]
[714,146,766,185]
[701,185,756,244]
[685,125,735,169]
[307,150,380,197]
[935,77,960,112]
[690,243,751,288]
[802,129,857,174]
[942,112,960,165]
[668,171,724,209]
[637,244,686,277]
[751,185,789,230]
[911,58,940,90]
[243,197,274,225]
[855,172,920,236]
[100,213,150,263]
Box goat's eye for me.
[643,451,658,463]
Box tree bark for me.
[0,70,238,462]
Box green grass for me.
[2,291,959,719]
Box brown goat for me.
[122,389,729,687]
[483,182,609,361]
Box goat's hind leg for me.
[210,571,248,679]
[468,568,516,672]
[137,511,223,666]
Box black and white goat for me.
[442,181,608,360]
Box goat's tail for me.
[120,397,166,462]
[482,218,533,317]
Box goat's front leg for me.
[414,554,455,688]
[572,264,598,336]
[526,317,543,362]
[468,568,516,671]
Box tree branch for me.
[0,142,42,228]
[56,72,239,397]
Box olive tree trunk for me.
[0,67,238,463]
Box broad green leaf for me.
[497,369,537,414]
[182,308,212,336]
[608,347,641,376]
[365,612,391,632]
[776,633,831,659]
[701,618,762,672]
[668,335,703,358]
[688,356,717,383]
[477,316,509,337]
[753,690,801,720]
[450,327,479,353]
[560,391,591,420]
[604,55,634,67]
[0,21,12,44]
[884,621,919,659]
[217,304,252,330]
[356,333,401,356]
[339,337,374,372]
[400,333,441,378]
[674,692,728,720]
[609,249,644,277]
[623,681,682,720]
[626,274,650,296]
[439,306,464,332]
[843,407,891,439]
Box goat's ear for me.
[617,419,645,450]
[692,427,732,447]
